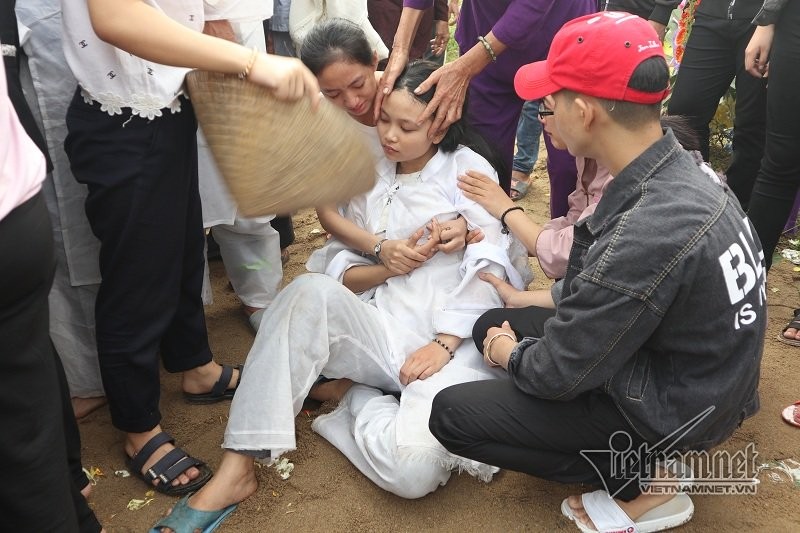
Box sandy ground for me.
[77,163,800,532]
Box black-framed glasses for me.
[538,108,554,119]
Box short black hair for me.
[300,19,374,76]
[565,56,669,129]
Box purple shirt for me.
[404,0,597,82]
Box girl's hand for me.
[479,272,522,308]
[249,54,321,108]
[399,341,451,385]
[458,170,514,219]
[745,25,775,78]
[379,228,430,275]
[428,217,467,254]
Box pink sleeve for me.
[535,225,573,280]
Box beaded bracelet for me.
[478,36,497,62]
[240,47,258,80]
[433,338,455,359]
[499,206,524,234]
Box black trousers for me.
[667,13,767,210]
[432,305,649,502]
[65,91,213,432]
[746,1,800,269]
[0,193,100,532]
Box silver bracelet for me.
[477,36,497,62]
[484,332,515,367]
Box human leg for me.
[720,22,768,209]
[667,14,739,162]
[65,94,218,491]
[312,384,451,499]
[223,273,402,454]
[0,193,79,531]
[511,99,542,201]
[212,215,282,310]
[172,274,406,520]
[746,2,800,271]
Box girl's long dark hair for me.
[391,61,508,179]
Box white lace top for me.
[61,0,204,119]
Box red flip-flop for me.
[781,401,800,428]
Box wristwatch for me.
[373,238,388,258]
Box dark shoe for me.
[184,364,241,404]
[126,432,212,496]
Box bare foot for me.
[125,426,202,490]
[308,378,354,403]
[71,396,107,419]
[155,451,258,533]
[80,482,93,499]
[181,360,240,396]
[783,326,800,342]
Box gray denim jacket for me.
[508,130,766,450]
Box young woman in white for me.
[151,60,530,532]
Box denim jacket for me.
[508,130,766,450]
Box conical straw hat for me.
[186,70,375,217]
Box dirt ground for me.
[78,161,800,532]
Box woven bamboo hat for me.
[186,71,375,216]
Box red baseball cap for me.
[515,12,669,104]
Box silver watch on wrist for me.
[374,238,388,258]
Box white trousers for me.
[211,218,282,308]
[224,274,451,498]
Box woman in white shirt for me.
[60,0,319,499]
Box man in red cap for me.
[429,12,765,533]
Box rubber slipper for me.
[561,490,694,533]
[150,494,237,533]
[510,178,531,201]
[184,364,241,404]
[782,401,800,428]
[126,432,212,496]
[777,308,800,347]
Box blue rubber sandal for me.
[150,494,238,533]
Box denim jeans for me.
[512,99,542,175]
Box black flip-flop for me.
[184,364,241,404]
[126,431,212,496]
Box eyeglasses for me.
[538,108,554,119]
